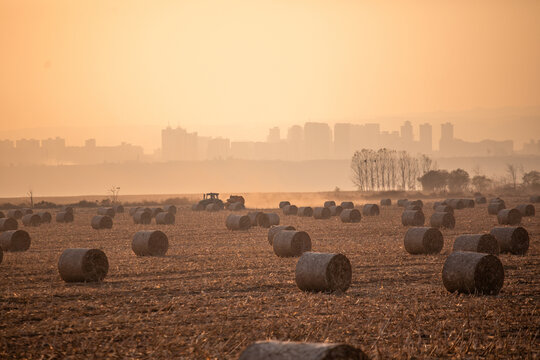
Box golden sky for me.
[1,0,539,149]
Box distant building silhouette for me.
[161,126,198,161]
[400,121,413,143]
[304,122,332,160]
[267,127,280,143]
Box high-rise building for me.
[400,121,414,143]
[267,127,280,143]
[418,123,432,153]
[286,125,304,160]
[206,137,230,160]
[304,122,332,160]
[161,126,198,161]
[439,122,454,154]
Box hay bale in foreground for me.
[404,227,443,254]
[151,207,164,217]
[497,209,522,225]
[91,215,113,230]
[282,204,298,216]
[340,201,354,209]
[516,204,535,217]
[129,207,141,216]
[323,201,336,208]
[133,209,151,224]
[22,214,41,227]
[447,199,465,210]
[273,230,311,257]
[401,210,425,226]
[267,225,296,246]
[239,341,367,360]
[132,230,168,256]
[430,212,456,229]
[0,218,18,231]
[453,234,499,255]
[247,211,264,226]
[489,227,529,255]
[259,213,280,228]
[442,251,504,295]
[340,209,361,223]
[362,204,380,216]
[56,211,74,223]
[155,212,175,225]
[434,205,454,215]
[228,202,244,211]
[488,201,506,215]
[461,199,475,208]
[397,199,408,207]
[163,205,177,215]
[313,207,331,219]
[295,252,352,292]
[297,207,313,217]
[279,201,290,209]
[225,214,251,230]
[37,211,52,223]
[58,248,109,283]
[328,205,343,216]
[97,207,115,218]
[7,209,23,220]
[475,196,487,204]
[380,198,391,206]
[529,195,540,203]
[0,230,31,252]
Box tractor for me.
[192,193,224,211]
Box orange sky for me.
[1,0,539,149]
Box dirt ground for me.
[1,196,538,359]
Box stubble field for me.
[1,196,539,359]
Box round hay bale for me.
[475,196,487,204]
[295,252,352,292]
[328,205,343,216]
[97,207,115,218]
[516,204,535,217]
[91,215,113,230]
[489,226,529,255]
[313,207,331,219]
[297,207,313,217]
[163,205,177,215]
[37,211,52,223]
[434,205,454,215]
[247,211,264,226]
[279,201,291,209]
[273,230,311,257]
[282,204,298,216]
[258,213,280,228]
[401,210,425,226]
[132,230,169,256]
[0,211,4,218]
[129,207,141,216]
[238,341,367,360]
[380,199,391,206]
[7,209,23,219]
[442,251,504,295]
[113,204,124,213]
[61,206,74,214]
[151,207,164,217]
[447,199,465,210]
[497,208,522,225]
[529,195,540,203]
[340,209,361,223]
[362,204,380,216]
[0,218,18,231]
[56,211,74,223]
[225,214,251,230]
[22,208,33,215]
[453,234,499,255]
[397,199,409,207]
[0,230,31,252]
[206,203,221,212]
[408,200,423,208]
[22,214,41,227]
[340,201,355,209]
[405,204,422,211]
[228,202,244,211]
[430,212,456,229]
[488,201,506,215]
[461,199,475,208]
[155,212,175,225]
[267,225,296,246]
[58,248,109,283]
[133,209,151,224]
[323,201,336,208]
[404,227,443,254]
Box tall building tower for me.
[400,121,414,143]
[304,122,332,160]
[286,125,304,160]
[419,123,432,153]
[439,122,454,154]
[267,127,280,143]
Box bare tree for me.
[109,186,121,204]
[27,189,34,208]
[506,164,521,190]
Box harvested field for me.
[0,195,539,358]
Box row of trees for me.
[350,149,433,191]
